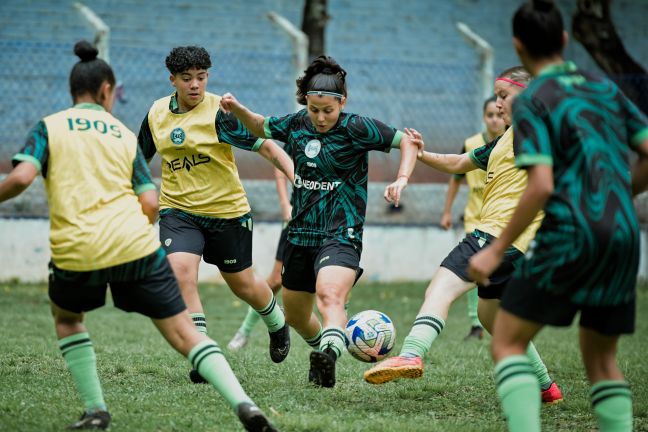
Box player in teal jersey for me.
[220,56,421,387]
[0,41,276,431]
[468,1,648,431]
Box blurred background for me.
[1,0,647,281]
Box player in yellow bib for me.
[439,95,505,339]
[0,41,276,431]
[138,46,295,383]
[369,66,563,405]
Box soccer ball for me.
[345,310,395,362]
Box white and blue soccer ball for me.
[345,310,396,362]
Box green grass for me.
[1,281,647,431]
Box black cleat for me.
[67,410,111,430]
[189,368,208,384]
[268,324,290,363]
[309,348,336,388]
[236,402,278,432]
[464,325,484,341]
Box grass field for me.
[1,281,647,432]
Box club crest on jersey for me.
[304,139,321,158]
[170,128,185,145]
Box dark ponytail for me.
[513,0,564,58]
[69,40,116,100]
[296,56,347,105]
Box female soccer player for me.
[468,1,648,430]
[368,66,562,405]
[220,55,420,387]
[138,46,294,382]
[0,41,276,431]
[439,95,505,340]
[227,167,292,351]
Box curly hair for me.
[296,56,347,105]
[165,46,212,75]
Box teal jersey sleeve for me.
[137,114,157,162]
[469,136,500,170]
[512,95,553,168]
[619,90,648,148]
[264,112,297,143]
[216,110,264,152]
[131,145,157,195]
[346,114,397,153]
[12,120,49,177]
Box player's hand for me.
[220,92,240,114]
[405,128,425,158]
[440,212,452,230]
[384,176,408,207]
[468,246,504,286]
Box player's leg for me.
[364,263,473,385]
[282,289,321,348]
[49,265,111,430]
[478,298,562,404]
[464,287,483,339]
[491,309,544,432]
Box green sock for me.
[256,294,285,333]
[399,314,445,358]
[190,313,207,335]
[239,307,261,337]
[188,340,252,410]
[466,288,480,327]
[591,380,633,432]
[526,342,552,391]
[495,355,541,432]
[319,327,346,359]
[304,325,323,349]
[58,332,107,413]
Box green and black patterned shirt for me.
[513,61,648,306]
[264,110,402,249]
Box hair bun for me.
[74,40,99,62]
[532,0,554,12]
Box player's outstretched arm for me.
[631,137,648,196]
[383,129,419,207]
[0,162,38,203]
[220,93,265,138]
[258,140,295,184]
[273,167,292,221]
[408,128,477,174]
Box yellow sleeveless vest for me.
[462,133,487,232]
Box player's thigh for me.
[167,252,202,289]
[159,211,205,256]
[492,308,544,361]
[314,239,362,301]
[425,266,475,301]
[315,266,357,306]
[477,297,500,333]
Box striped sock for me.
[58,332,107,413]
[188,340,252,410]
[256,294,285,333]
[526,342,552,391]
[239,307,261,337]
[495,355,541,432]
[319,327,346,359]
[190,313,207,335]
[399,314,445,358]
[466,288,480,327]
[304,325,323,348]
[591,380,633,432]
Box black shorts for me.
[501,272,636,335]
[48,248,186,320]
[159,209,253,273]
[282,239,362,293]
[275,224,289,262]
[440,230,523,299]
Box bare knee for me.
[317,287,344,311]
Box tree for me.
[572,0,648,114]
[301,0,329,60]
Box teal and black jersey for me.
[513,61,648,306]
[264,110,402,248]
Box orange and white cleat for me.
[363,355,424,385]
[541,382,564,405]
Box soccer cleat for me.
[268,324,290,363]
[309,349,336,388]
[464,325,484,340]
[189,368,208,384]
[541,382,564,405]
[363,355,424,385]
[227,331,249,351]
[67,410,111,430]
[236,402,278,432]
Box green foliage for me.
[0,281,647,431]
